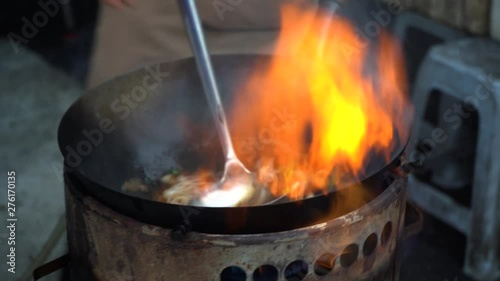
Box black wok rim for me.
[58,54,410,234]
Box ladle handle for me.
[177,0,237,161]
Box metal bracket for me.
[33,254,70,281]
[403,202,423,240]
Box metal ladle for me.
[177,0,341,206]
[177,0,270,204]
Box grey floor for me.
[0,40,82,281]
[0,28,474,281]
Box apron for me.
[87,0,318,89]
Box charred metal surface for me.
[66,173,407,281]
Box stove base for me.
[65,173,408,281]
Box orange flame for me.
[228,4,412,200]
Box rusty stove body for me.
[66,173,408,281]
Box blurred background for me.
[0,0,499,280]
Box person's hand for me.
[103,0,134,9]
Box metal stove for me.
[63,173,411,281]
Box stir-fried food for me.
[155,171,275,207]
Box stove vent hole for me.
[363,233,378,256]
[340,244,359,267]
[313,253,336,276]
[221,266,247,281]
[253,265,279,281]
[284,260,308,280]
[381,221,393,245]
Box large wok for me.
[58,55,407,234]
